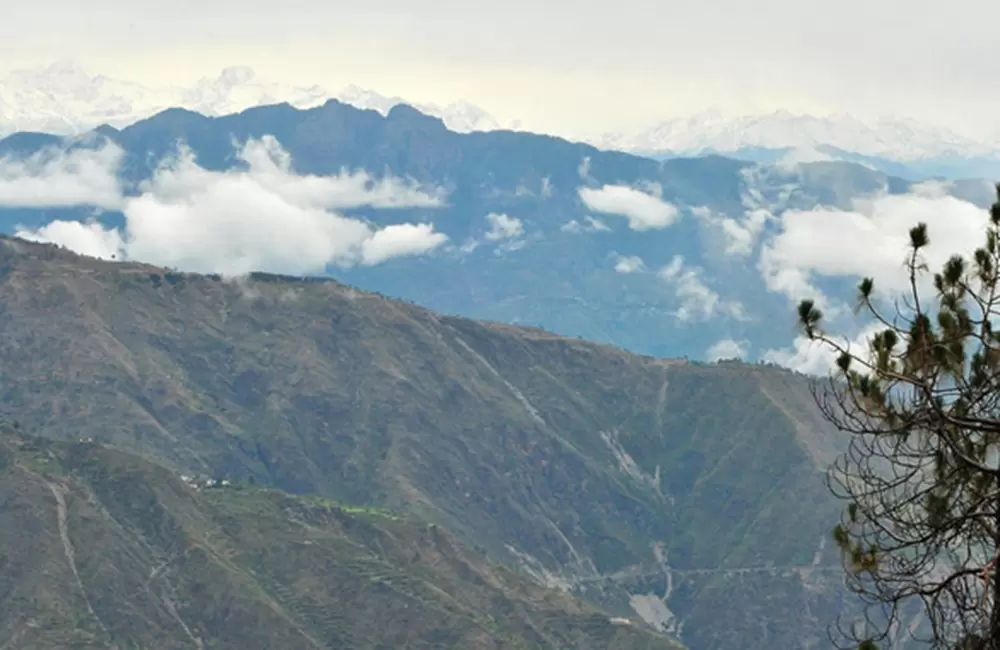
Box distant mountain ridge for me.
[0,61,508,136]
[589,109,1000,161]
[0,94,995,364]
[3,61,999,168]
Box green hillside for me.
[0,428,681,649]
[0,236,849,649]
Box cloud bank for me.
[759,183,989,373]
[0,142,123,208]
[22,219,124,259]
[11,137,450,276]
[758,185,987,310]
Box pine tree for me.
[797,184,1000,650]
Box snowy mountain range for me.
[0,61,507,136]
[2,61,999,164]
[588,109,1000,161]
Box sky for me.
[1,0,999,136]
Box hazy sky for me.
[2,0,999,136]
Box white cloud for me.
[455,212,532,255]
[738,164,801,217]
[706,338,750,361]
[578,184,680,230]
[658,254,745,323]
[909,178,953,199]
[758,190,987,310]
[637,180,663,198]
[144,136,445,210]
[17,219,123,259]
[458,238,480,254]
[495,238,527,254]
[759,187,993,375]
[484,212,524,240]
[613,254,645,273]
[762,323,882,376]
[360,223,448,265]
[694,205,770,256]
[511,177,553,199]
[0,142,123,208]
[561,215,611,233]
[774,146,837,170]
[14,136,450,276]
[723,209,770,255]
[577,157,592,180]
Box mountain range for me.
[3,61,1000,176]
[0,62,507,137]
[0,236,857,649]
[0,94,996,366]
[592,109,998,159]
[0,72,962,646]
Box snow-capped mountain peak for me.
[332,85,502,132]
[0,62,507,136]
[2,61,999,163]
[177,66,330,116]
[586,109,1000,161]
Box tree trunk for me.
[991,480,1000,649]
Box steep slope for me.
[0,237,849,649]
[0,427,680,649]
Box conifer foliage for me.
[798,185,1000,650]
